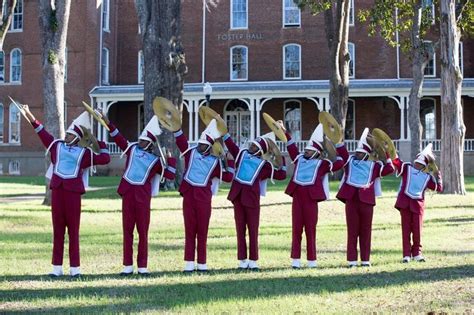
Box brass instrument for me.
[82,101,110,131]
[153,97,182,131]
[199,106,228,136]
[262,112,287,143]
[319,111,343,144]
[77,125,101,154]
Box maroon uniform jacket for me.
[336,149,395,206]
[285,133,346,202]
[224,134,287,208]
[31,119,110,194]
[108,123,177,200]
[174,130,235,202]
[393,158,443,214]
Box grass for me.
[0,176,473,313]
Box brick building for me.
[1,0,473,176]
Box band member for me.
[337,128,394,267]
[23,105,110,277]
[174,119,235,272]
[102,114,177,275]
[224,132,287,270]
[392,144,443,263]
[285,124,347,268]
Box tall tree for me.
[38,0,71,205]
[135,0,187,186]
[359,0,436,161]
[298,0,351,130]
[0,0,17,51]
[439,0,472,194]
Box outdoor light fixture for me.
[203,82,212,106]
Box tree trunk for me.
[135,0,187,188]
[38,0,71,205]
[439,0,465,194]
[0,0,17,51]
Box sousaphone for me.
[372,128,397,160]
[262,112,287,143]
[77,125,101,154]
[199,106,228,135]
[319,111,343,144]
[153,97,182,132]
[82,101,110,131]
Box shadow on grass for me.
[1,264,472,313]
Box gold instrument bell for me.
[319,111,343,144]
[198,106,228,135]
[262,112,287,143]
[372,128,397,160]
[82,101,110,131]
[262,137,283,169]
[152,97,182,132]
[77,125,101,154]
[366,134,386,161]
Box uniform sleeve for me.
[92,141,111,165]
[379,153,395,177]
[336,142,350,164]
[173,129,189,153]
[221,158,235,183]
[223,133,240,159]
[392,157,404,174]
[163,157,177,180]
[107,122,130,152]
[286,132,300,161]
[273,156,287,180]
[30,120,55,149]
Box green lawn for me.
[0,176,473,313]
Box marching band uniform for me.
[107,116,177,275]
[174,120,235,272]
[224,132,287,270]
[392,144,443,262]
[285,125,346,268]
[337,128,394,267]
[29,112,110,277]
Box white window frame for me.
[102,0,110,32]
[8,0,23,32]
[283,44,301,80]
[459,41,464,76]
[0,103,4,142]
[349,0,355,26]
[64,101,68,130]
[8,160,20,175]
[422,0,435,24]
[64,47,68,83]
[101,47,109,85]
[10,48,22,83]
[0,51,4,83]
[283,0,301,28]
[231,0,248,29]
[420,97,436,139]
[283,99,302,141]
[423,41,436,77]
[345,99,356,140]
[348,42,355,78]
[230,45,248,81]
[8,103,20,144]
[138,50,144,84]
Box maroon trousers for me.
[291,188,318,260]
[345,194,374,262]
[400,208,424,257]
[122,190,151,268]
[183,194,212,263]
[51,188,81,267]
[233,198,260,261]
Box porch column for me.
[250,98,256,140]
[255,99,261,137]
[185,99,195,141]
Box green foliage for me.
[47,49,58,64]
[295,0,332,15]
[49,9,58,32]
[458,0,474,36]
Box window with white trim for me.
[459,41,463,75]
[348,42,355,78]
[0,103,3,142]
[422,0,435,23]
[231,46,248,81]
[345,99,355,139]
[138,50,144,83]
[420,98,436,139]
[283,0,300,27]
[64,47,68,83]
[102,0,110,31]
[423,41,435,77]
[349,0,354,26]
[9,103,20,143]
[284,100,301,141]
[231,0,248,29]
[283,44,301,79]
[0,51,4,83]
[101,48,109,84]
[10,48,22,83]
[8,160,20,175]
[9,0,23,31]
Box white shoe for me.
[197,264,208,272]
[238,259,249,269]
[49,265,63,277]
[413,255,426,262]
[291,259,301,269]
[121,265,134,275]
[183,261,195,272]
[70,266,81,277]
[361,261,371,267]
[307,260,318,268]
[137,267,150,275]
[248,260,259,270]
[348,261,358,268]
[402,256,411,263]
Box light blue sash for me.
[346,157,375,188]
[54,142,86,179]
[404,165,430,199]
[235,151,266,185]
[123,146,160,185]
[184,149,218,187]
[293,157,321,186]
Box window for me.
[102,0,110,31]
[101,48,109,84]
[231,0,248,29]
[348,42,355,78]
[64,101,68,129]
[0,103,3,142]
[283,44,301,79]
[283,0,301,27]
[10,48,22,83]
[138,50,144,84]
[345,99,355,139]
[231,46,248,81]
[8,160,20,175]
[423,41,435,77]
[9,103,20,143]
[64,47,68,83]
[420,98,436,139]
[459,41,463,75]
[0,52,4,83]
[422,0,435,23]
[349,0,354,26]
[9,0,23,31]
[284,100,301,141]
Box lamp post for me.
[203,82,212,106]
